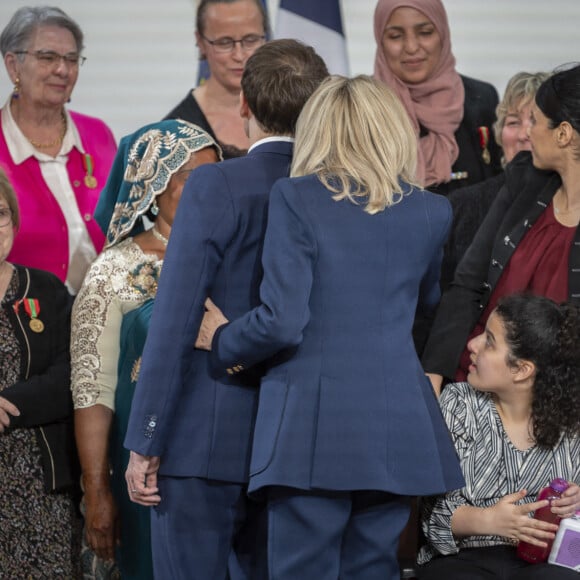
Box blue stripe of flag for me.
[279,0,344,35]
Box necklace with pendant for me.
[151,226,169,246]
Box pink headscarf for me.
[373,0,464,186]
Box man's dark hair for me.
[241,39,329,136]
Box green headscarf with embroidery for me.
[94,119,222,248]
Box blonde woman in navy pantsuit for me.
[198,75,465,580]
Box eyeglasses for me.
[0,208,13,227]
[200,34,265,53]
[15,50,86,67]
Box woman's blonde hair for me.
[291,75,418,214]
[494,71,550,146]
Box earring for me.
[150,199,159,216]
[12,78,20,100]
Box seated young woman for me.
[418,293,580,580]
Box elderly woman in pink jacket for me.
[0,6,116,293]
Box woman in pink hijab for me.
[374,0,502,194]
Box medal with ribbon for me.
[83,153,98,189]
[478,126,491,165]
[22,298,44,333]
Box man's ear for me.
[240,91,251,120]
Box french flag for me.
[276,0,349,75]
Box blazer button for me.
[482,282,491,290]
[503,235,511,245]
[491,259,499,267]
[84,213,92,222]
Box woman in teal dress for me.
[109,300,155,578]
[71,119,221,579]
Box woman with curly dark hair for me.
[418,293,580,579]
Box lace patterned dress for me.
[0,269,80,578]
[71,237,161,579]
[71,237,161,411]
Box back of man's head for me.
[241,39,329,137]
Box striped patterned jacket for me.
[418,381,580,564]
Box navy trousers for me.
[150,475,267,580]
[266,487,412,580]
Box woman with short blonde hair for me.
[438,71,550,294]
[292,75,417,214]
[198,73,463,580]
[494,72,550,151]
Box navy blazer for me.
[124,140,293,483]
[210,175,465,497]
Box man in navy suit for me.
[124,39,328,580]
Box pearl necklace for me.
[151,226,169,246]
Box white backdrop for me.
[1,0,579,141]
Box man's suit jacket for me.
[210,175,465,497]
[124,140,293,483]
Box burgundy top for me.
[456,202,576,381]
